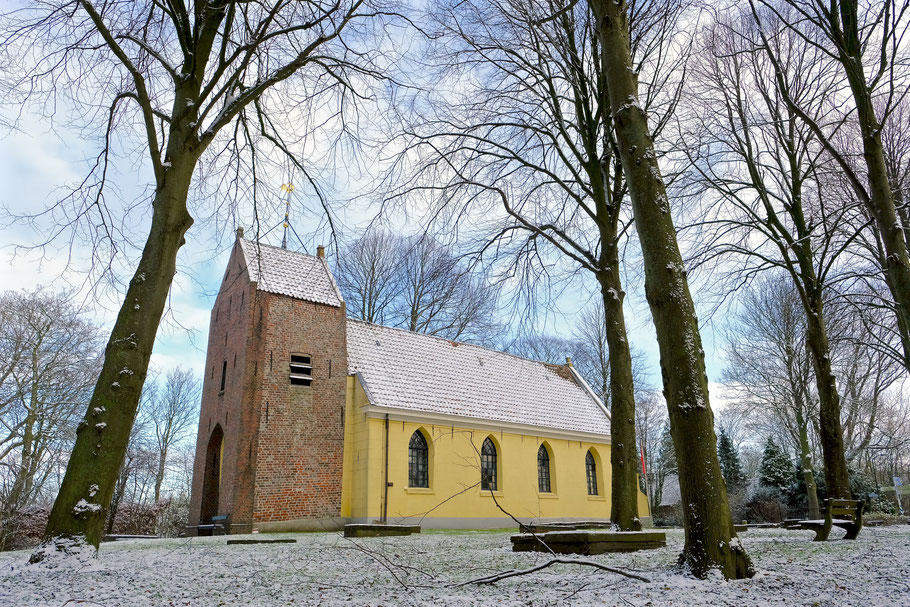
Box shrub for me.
[0,505,49,551]
[746,485,789,523]
[156,496,190,537]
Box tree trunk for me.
[803,292,851,498]
[598,252,640,531]
[836,0,910,371]
[154,447,168,503]
[794,404,820,519]
[788,354,820,519]
[590,0,752,579]
[33,157,195,558]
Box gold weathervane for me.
[280,183,294,248]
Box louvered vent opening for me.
[289,354,312,386]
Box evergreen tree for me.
[759,438,792,494]
[717,429,745,491]
[651,423,677,510]
[657,423,677,475]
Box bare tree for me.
[145,367,201,502]
[335,232,502,343]
[0,290,101,550]
[723,275,822,518]
[1,0,396,556]
[684,7,865,498]
[397,236,502,343]
[590,0,753,578]
[105,404,154,536]
[634,389,666,514]
[826,299,905,459]
[397,0,688,532]
[505,333,586,365]
[749,0,910,371]
[335,230,406,325]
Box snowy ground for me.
[1,526,908,606]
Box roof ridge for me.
[240,237,320,260]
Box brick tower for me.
[188,231,348,533]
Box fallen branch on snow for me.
[454,557,651,585]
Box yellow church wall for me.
[341,375,651,527]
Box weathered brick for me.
[188,242,347,532]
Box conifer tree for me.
[717,429,745,491]
[759,438,792,495]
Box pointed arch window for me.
[537,444,551,493]
[481,437,498,491]
[585,450,598,495]
[408,431,429,488]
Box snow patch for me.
[72,499,102,515]
[25,535,103,572]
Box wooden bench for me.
[790,499,864,541]
[196,514,230,536]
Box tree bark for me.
[597,247,640,531]
[802,289,851,498]
[795,404,820,519]
[834,0,910,369]
[35,157,195,556]
[786,345,820,519]
[590,0,753,579]
[154,446,167,503]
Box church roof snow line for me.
[346,319,611,437]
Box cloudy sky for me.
[0,91,732,404]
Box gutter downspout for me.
[382,414,389,523]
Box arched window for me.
[481,437,498,491]
[408,431,429,488]
[537,444,551,493]
[585,450,598,495]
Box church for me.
[187,230,649,533]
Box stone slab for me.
[511,530,666,555]
[226,539,299,545]
[343,524,421,538]
[521,521,612,533]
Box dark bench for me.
[196,514,230,536]
[789,499,864,541]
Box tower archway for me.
[200,424,224,522]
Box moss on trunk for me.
[590,0,752,578]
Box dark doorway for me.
[201,424,224,522]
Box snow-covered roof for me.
[239,239,343,308]
[346,320,611,436]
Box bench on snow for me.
[193,514,230,536]
[785,499,864,541]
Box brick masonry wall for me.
[252,295,348,523]
[188,242,258,528]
